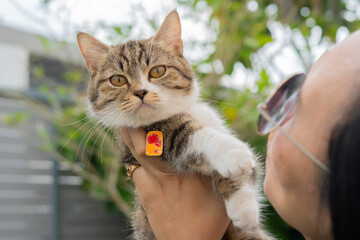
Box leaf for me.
[56,86,68,96]
[32,65,45,79]
[113,26,122,35]
[224,107,237,121]
[256,69,272,93]
[38,85,50,94]
[62,71,82,83]
[257,35,273,45]
[3,112,30,126]
[42,0,52,4]
[37,35,50,50]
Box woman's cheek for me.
[265,128,295,192]
[263,131,278,201]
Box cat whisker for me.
[81,109,120,163]
[121,103,140,113]
[119,101,135,108]
[85,111,121,168]
[76,108,118,166]
[57,115,92,126]
[100,126,113,165]
[145,98,161,105]
[111,127,116,150]
[91,110,119,161]
[88,123,107,167]
[202,98,236,107]
[76,121,100,166]
[60,117,95,152]
[76,123,101,162]
[199,90,236,106]
[119,99,142,110]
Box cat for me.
[77,10,272,240]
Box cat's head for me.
[77,11,199,128]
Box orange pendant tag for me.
[146,131,163,156]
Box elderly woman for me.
[121,30,360,240]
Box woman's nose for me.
[267,128,277,151]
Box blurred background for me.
[0,0,359,239]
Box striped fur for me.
[78,10,272,240]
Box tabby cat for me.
[77,10,272,240]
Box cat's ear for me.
[77,32,109,74]
[154,10,183,56]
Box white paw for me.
[216,143,255,178]
[230,201,259,229]
[225,186,260,229]
[189,128,255,178]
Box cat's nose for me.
[134,89,148,100]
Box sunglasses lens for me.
[258,73,306,135]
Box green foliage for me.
[42,0,52,4]
[32,64,45,79]
[37,35,51,50]
[2,112,30,126]
[17,0,360,238]
[62,70,83,83]
[182,0,360,86]
[112,25,133,39]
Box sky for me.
[0,0,176,39]
[0,0,214,62]
[0,0,353,89]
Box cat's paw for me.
[225,186,259,229]
[216,143,255,178]
[230,201,259,229]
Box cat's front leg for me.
[213,172,261,233]
[190,127,255,178]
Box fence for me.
[0,97,131,240]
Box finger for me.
[121,127,147,166]
[127,127,146,157]
[125,163,143,181]
[121,127,147,167]
[120,127,135,152]
[131,165,145,185]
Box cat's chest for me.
[142,102,230,137]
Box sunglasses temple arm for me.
[258,106,330,173]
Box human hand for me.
[121,127,230,240]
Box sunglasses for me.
[257,73,330,173]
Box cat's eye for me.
[110,75,127,87]
[149,65,166,78]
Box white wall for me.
[0,42,29,90]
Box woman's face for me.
[264,31,360,239]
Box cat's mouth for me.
[134,102,156,113]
